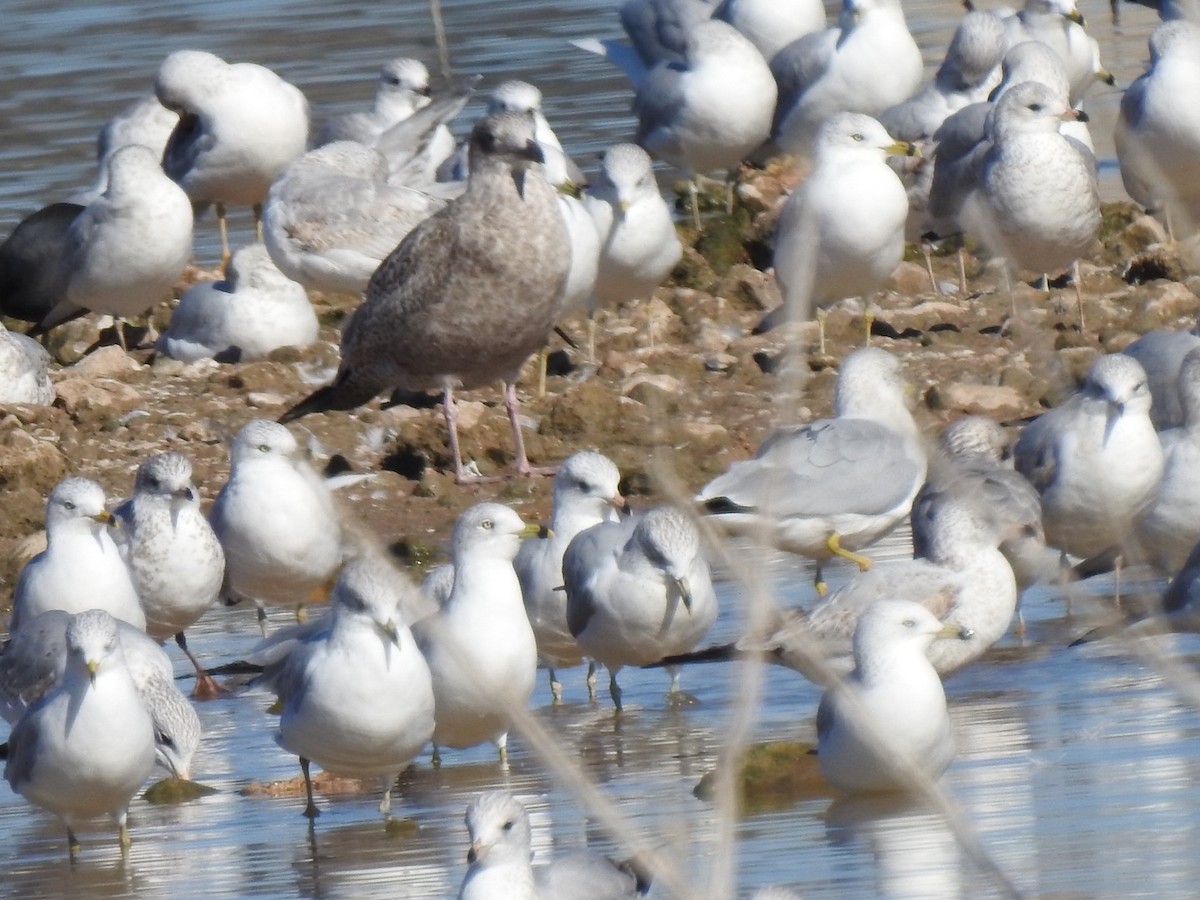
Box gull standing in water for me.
[1014,353,1163,562]
[0,608,201,783]
[157,49,309,262]
[279,112,570,483]
[4,610,158,856]
[210,419,344,633]
[258,558,434,818]
[816,599,967,794]
[11,477,145,632]
[458,791,650,900]
[113,452,226,697]
[514,451,624,702]
[697,347,925,591]
[414,504,540,765]
[565,506,716,710]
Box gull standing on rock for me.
[157,49,309,261]
[414,504,540,765]
[262,141,446,296]
[35,145,194,339]
[278,112,571,483]
[4,609,158,856]
[0,608,201,783]
[959,81,1100,315]
[582,143,682,358]
[766,113,912,350]
[771,0,924,155]
[258,558,435,818]
[634,20,777,225]
[160,242,318,362]
[113,452,226,696]
[0,322,54,405]
[210,419,344,633]
[1014,353,1164,562]
[458,791,650,900]
[564,506,716,710]
[816,600,966,794]
[1115,21,1200,238]
[514,451,624,702]
[11,477,145,632]
[697,347,926,591]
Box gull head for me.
[135,451,198,507]
[554,450,624,520]
[832,347,910,418]
[45,476,112,536]
[331,557,408,650]
[464,790,531,866]
[228,242,297,294]
[65,609,122,687]
[852,599,964,669]
[379,57,431,100]
[940,415,1010,464]
[468,110,544,175]
[989,81,1075,139]
[230,418,299,467]
[452,502,540,565]
[1086,353,1152,439]
[632,507,702,611]
[594,143,657,217]
[487,80,543,117]
[814,113,914,164]
[155,49,227,114]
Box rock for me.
[693,318,732,356]
[623,374,682,413]
[1123,214,1169,250]
[1139,282,1199,320]
[53,378,142,416]
[246,391,286,409]
[67,344,141,378]
[925,382,1026,418]
[887,261,934,296]
[0,440,68,493]
[715,264,782,312]
[453,400,487,432]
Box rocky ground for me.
[3,165,1199,608]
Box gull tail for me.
[279,370,382,424]
[643,642,739,669]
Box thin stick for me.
[428,0,453,84]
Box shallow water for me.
[1,0,1196,897]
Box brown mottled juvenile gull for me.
[279,111,571,483]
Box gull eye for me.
[481,519,494,530]
[1029,103,1043,112]
[258,444,271,453]
[502,820,514,831]
[851,132,864,142]
[64,501,76,511]
[902,618,916,629]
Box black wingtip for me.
[644,643,738,669]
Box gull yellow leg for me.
[826,533,871,571]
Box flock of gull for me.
[1,0,1200,894]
